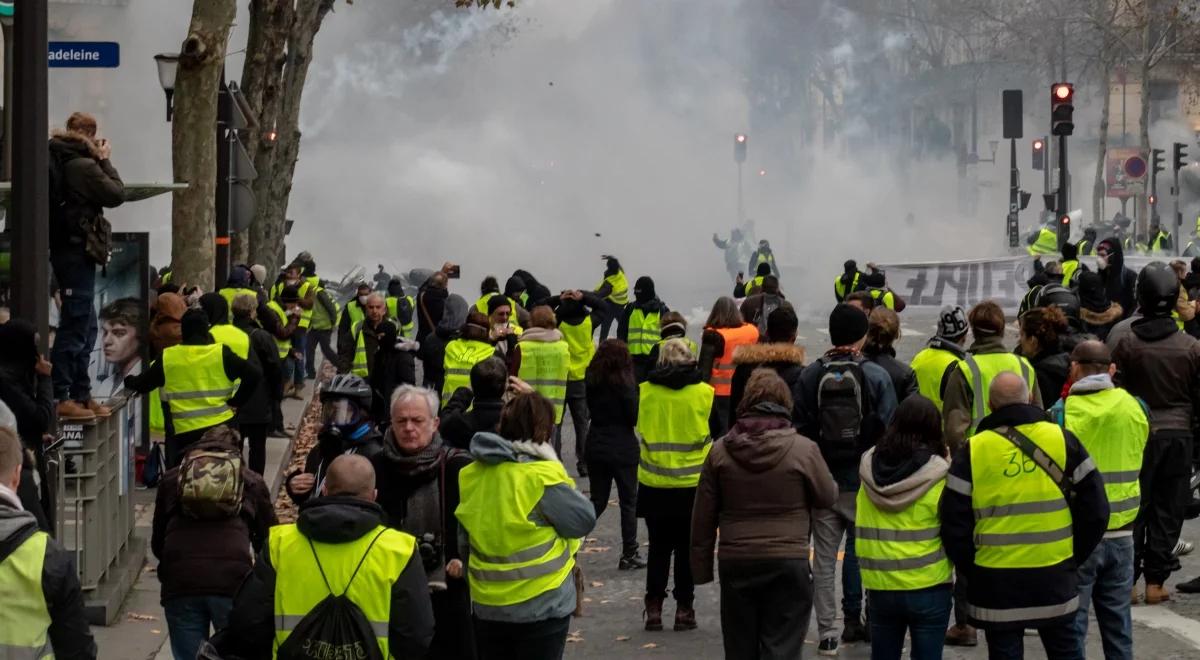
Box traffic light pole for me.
[1007,138,1019,248]
[1174,164,1182,256]
[736,161,743,224]
[1056,134,1069,248]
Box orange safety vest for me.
[708,323,760,397]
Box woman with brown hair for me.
[698,296,760,437]
[692,369,836,659]
[864,307,919,402]
[585,339,645,570]
[1019,306,1071,406]
[455,391,596,660]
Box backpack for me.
[816,356,870,462]
[178,447,245,520]
[48,147,112,267]
[754,294,782,336]
[276,531,387,660]
[142,442,168,489]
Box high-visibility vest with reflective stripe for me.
[636,381,715,488]
[310,286,338,332]
[341,302,366,332]
[754,252,775,269]
[746,276,765,294]
[957,353,1036,435]
[218,287,257,311]
[455,458,581,608]
[626,309,661,356]
[708,324,760,397]
[1150,231,1171,253]
[272,280,314,329]
[1028,228,1059,256]
[868,288,896,310]
[655,336,698,357]
[161,344,237,434]
[210,324,250,360]
[1061,260,1080,287]
[266,301,292,359]
[442,339,497,406]
[0,531,53,660]
[517,339,570,424]
[1063,388,1148,530]
[968,422,1073,569]
[386,295,415,337]
[560,318,595,382]
[597,271,629,305]
[834,273,861,302]
[149,388,166,434]
[475,294,525,334]
[910,346,960,411]
[269,523,415,659]
[350,321,371,377]
[1077,239,1093,256]
[856,479,951,591]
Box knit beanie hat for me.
[937,305,968,339]
[829,303,869,347]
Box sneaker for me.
[818,638,839,656]
[57,400,96,421]
[1177,577,1200,594]
[268,427,293,439]
[287,386,305,401]
[85,399,112,417]
[841,617,870,643]
[619,552,647,570]
[1174,540,1195,558]
[944,624,978,647]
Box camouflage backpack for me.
[178,447,245,520]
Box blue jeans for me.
[984,620,1081,660]
[163,595,232,660]
[843,525,863,618]
[868,585,952,660]
[1075,536,1134,660]
[290,329,307,386]
[50,250,97,401]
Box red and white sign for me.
[1106,147,1148,199]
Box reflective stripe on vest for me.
[709,324,760,397]
[455,459,581,609]
[1151,231,1170,253]
[597,272,628,305]
[1061,260,1080,287]
[442,339,497,406]
[909,346,960,411]
[834,273,861,302]
[1028,228,1059,256]
[957,353,1035,434]
[267,301,291,359]
[966,596,1080,624]
[517,339,571,423]
[969,422,1073,569]
[161,344,236,434]
[350,321,370,377]
[627,309,661,356]
[1063,388,1149,530]
[636,381,715,488]
[270,523,416,659]
[560,318,595,382]
[856,478,952,591]
[0,532,53,660]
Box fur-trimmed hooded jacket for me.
[729,342,806,416]
[47,129,124,251]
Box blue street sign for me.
[48,42,119,68]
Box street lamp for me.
[153,52,180,122]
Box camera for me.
[419,533,447,591]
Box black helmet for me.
[1136,261,1180,317]
[1034,284,1080,321]
[320,374,372,408]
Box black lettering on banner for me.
[904,268,931,306]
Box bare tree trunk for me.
[170,0,237,290]
[1094,63,1112,228]
[1136,23,1153,234]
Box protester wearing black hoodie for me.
[419,294,469,395]
[0,321,55,530]
[439,357,507,451]
[229,295,283,475]
[369,321,417,426]
[513,269,553,308]
[618,276,670,382]
[1097,238,1138,320]
[416,271,451,343]
[1078,271,1124,341]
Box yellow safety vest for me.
[868,288,896,310]
[626,309,661,357]
[0,531,53,660]
[834,273,861,302]
[218,287,257,311]
[475,295,525,334]
[210,324,250,360]
[517,338,570,424]
[386,295,415,337]
[747,276,765,294]
[968,422,1073,569]
[909,345,960,411]
[1060,260,1080,287]
[350,321,371,378]
[1028,228,1059,256]
[270,523,416,659]
[341,302,366,332]
[1077,239,1093,257]
[266,301,292,359]
[560,318,595,382]
[957,353,1036,435]
[161,344,236,434]
[1150,231,1171,253]
[597,271,629,306]
[636,381,715,488]
[310,286,339,332]
[856,478,952,591]
[272,280,314,329]
[442,339,497,406]
[1063,388,1148,530]
[455,458,581,609]
[149,388,165,434]
[655,336,698,358]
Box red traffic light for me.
[1053,84,1073,101]
[1060,215,1071,225]
[1149,194,1158,206]
[735,134,747,143]
[1033,139,1044,151]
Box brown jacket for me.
[691,416,836,584]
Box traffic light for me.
[1174,142,1189,171]
[1058,213,1071,245]
[1019,191,1032,210]
[734,133,747,163]
[1152,148,1165,177]
[1149,193,1157,207]
[1050,83,1074,136]
[1032,138,1045,170]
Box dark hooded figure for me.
[1096,237,1137,319]
[419,294,470,394]
[0,320,55,530]
[369,319,416,425]
[502,275,532,328]
[512,269,553,308]
[1078,271,1124,341]
[619,276,670,382]
[596,256,627,340]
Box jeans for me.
[474,615,569,660]
[1075,536,1134,660]
[564,380,589,469]
[587,459,638,556]
[597,301,621,341]
[431,580,475,659]
[305,328,336,379]
[719,559,813,660]
[813,490,860,639]
[984,619,1082,660]
[867,585,952,660]
[163,595,232,660]
[240,423,269,476]
[289,329,307,387]
[645,514,694,603]
[50,250,97,401]
[1135,431,1192,584]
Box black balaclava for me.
[181,309,213,345]
[387,278,405,298]
[198,292,230,326]
[605,257,621,277]
[634,276,656,305]
[504,276,526,299]
[755,262,772,277]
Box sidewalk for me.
[92,394,312,660]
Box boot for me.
[1146,583,1171,604]
[85,399,112,417]
[287,385,305,401]
[619,551,647,571]
[1176,576,1200,594]
[57,400,96,421]
[674,601,697,631]
[944,624,978,647]
[643,595,664,631]
[1132,586,1142,605]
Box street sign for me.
[1106,147,1147,199]
[48,41,119,68]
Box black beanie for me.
[829,303,869,347]
[487,294,512,315]
[1062,242,1078,261]
[756,262,772,277]
[181,309,212,344]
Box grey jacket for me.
[457,432,596,623]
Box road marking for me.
[1131,606,1200,649]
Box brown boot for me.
[643,595,664,631]
[674,601,697,631]
[57,400,96,421]
[944,624,978,647]
[85,399,112,417]
[1146,583,1171,604]
[1132,586,1142,605]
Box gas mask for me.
[323,399,367,437]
